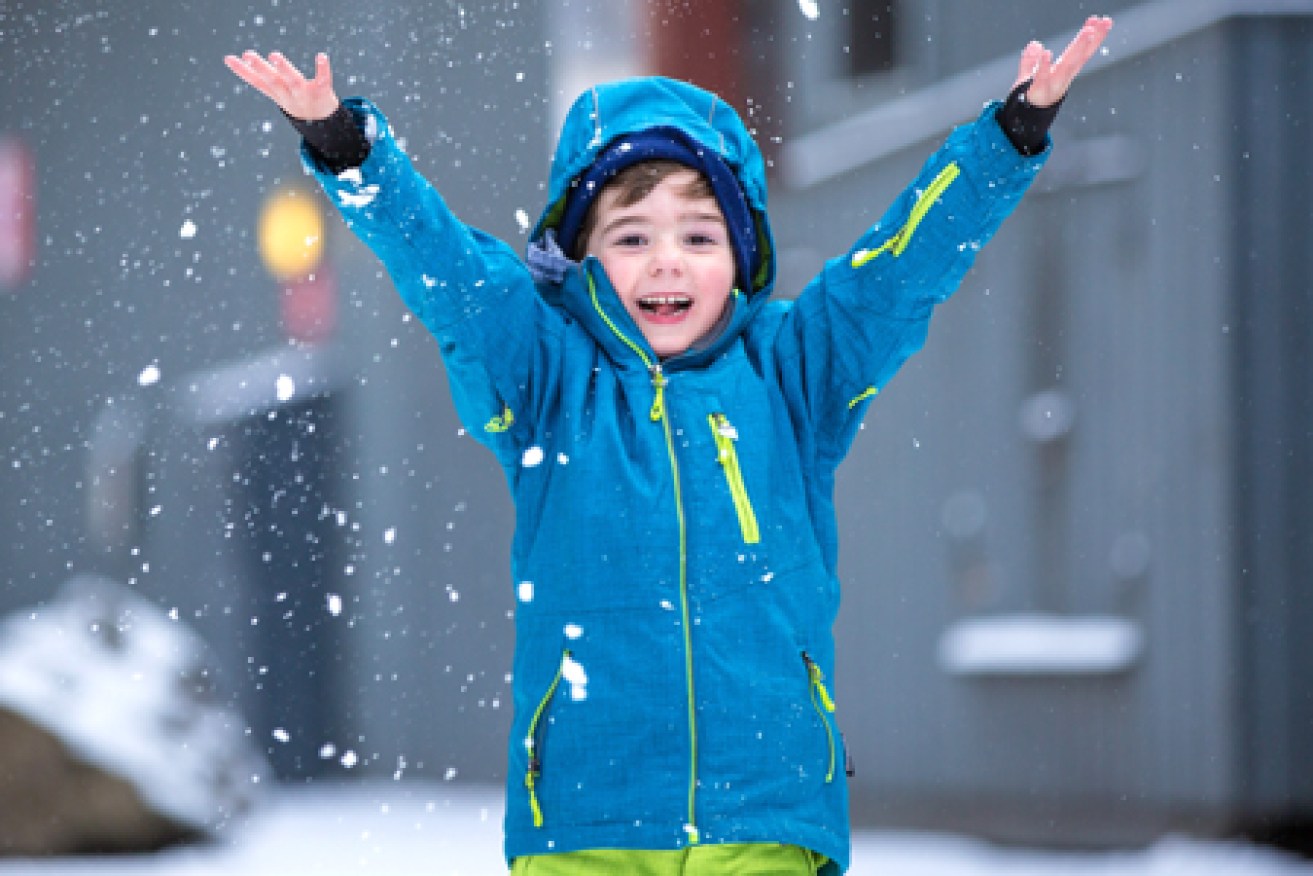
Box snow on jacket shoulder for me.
[301,82,1049,875]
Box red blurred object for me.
[281,266,337,344]
[0,136,36,291]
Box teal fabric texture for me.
[302,78,1050,873]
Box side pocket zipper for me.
[525,651,568,828]
[803,651,838,783]
[708,412,760,545]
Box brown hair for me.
[571,160,715,260]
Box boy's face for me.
[584,169,735,359]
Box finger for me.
[267,51,309,85]
[225,54,274,93]
[314,52,333,88]
[1052,16,1113,82]
[1013,41,1046,88]
[240,50,284,90]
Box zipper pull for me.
[803,652,836,713]
[649,366,667,422]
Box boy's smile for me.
[585,169,736,359]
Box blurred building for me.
[1,0,1311,849]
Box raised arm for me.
[222,50,555,468]
[771,15,1114,468]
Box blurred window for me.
[847,0,898,77]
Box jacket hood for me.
[532,77,776,298]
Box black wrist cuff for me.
[284,103,370,174]
[997,79,1064,157]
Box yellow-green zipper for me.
[525,651,568,828]
[588,274,699,844]
[851,162,961,268]
[803,652,838,783]
[708,412,760,545]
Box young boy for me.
[226,16,1112,874]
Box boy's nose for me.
[648,241,685,276]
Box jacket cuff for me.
[284,102,371,174]
[995,79,1063,157]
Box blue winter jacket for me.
[304,78,1048,873]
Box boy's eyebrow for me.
[598,210,726,238]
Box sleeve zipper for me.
[851,162,961,268]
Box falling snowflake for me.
[276,374,295,403]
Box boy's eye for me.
[614,233,647,247]
[686,232,722,247]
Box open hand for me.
[223,51,340,121]
[1014,16,1114,108]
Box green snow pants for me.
[511,843,827,875]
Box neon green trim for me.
[707,413,760,545]
[511,844,827,874]
[588,273,654,370]
[847,386,878,410]
[525,651,568,828]
[655,374,699,845]
[804,653,837,783]
[484,404,515,433]
[587,273,698,841]
[851,162,961,268]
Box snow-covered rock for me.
[0,575,268,854]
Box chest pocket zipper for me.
[708,412,760,545]
[524,651,568,828]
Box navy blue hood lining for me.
[554,127,759,295]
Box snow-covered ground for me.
[4,782,1313,876]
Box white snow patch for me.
[137,364,161,387]
[517,581,534,603]
[338,184,380,208]
[521,445,545,468]
[383,527,397,545]
[275,373,295,403]
[326,593,343,617]
[798,0,819,20]
[179,219,197,239]
[515,208,530,231]
[556,452,570,465]
[561,653,588,701]
[563,623,583,640]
